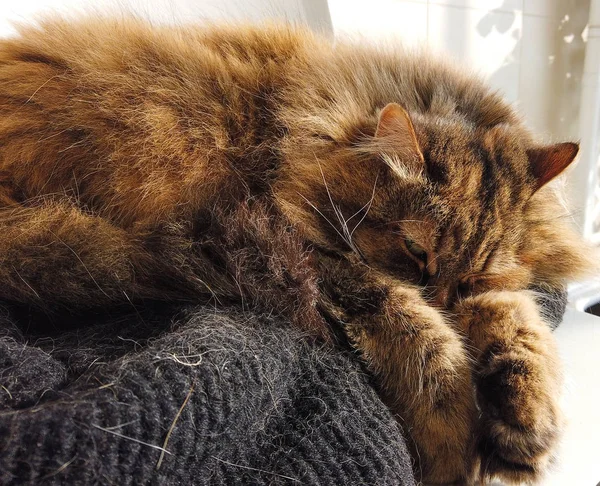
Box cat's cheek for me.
[369,250,422,284]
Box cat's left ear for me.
[527,142,579,192]
[375,103,424,164]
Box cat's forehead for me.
[416,122,533,212]
[396,123,531,260]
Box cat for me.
[0,17,594,484]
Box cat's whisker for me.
[346,201,371,224]
[345,171,379,226]
[316,161,351,239]
[121,290,147,326]
[349,172,378,238]
[297,193,348,245]
[315,160,367,260]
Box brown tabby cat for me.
[0,17,593,484]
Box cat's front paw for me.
[475,351,562,484]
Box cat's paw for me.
[475,352,562,484]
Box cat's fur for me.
[0,17,594,484]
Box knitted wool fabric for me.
[0,287,566,485]
[0,305,417,485]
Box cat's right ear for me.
[527,142,579,192]
[375,103,425,168]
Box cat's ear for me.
[375,103,424,163]
[527,142,579,192]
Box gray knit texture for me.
[0,285,567,485]
[0,305,416,485]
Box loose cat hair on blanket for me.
[0,17,594,484]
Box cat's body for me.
[0,18,592,484]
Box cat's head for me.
[275,103,594,308]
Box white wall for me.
[0,0,331,36]
[328,0,590,142]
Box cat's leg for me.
[0,202,155,310]
[453,291,563,484]
[320,259,477,484]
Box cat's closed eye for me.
[404,238,427,261]
[400,237,431,285]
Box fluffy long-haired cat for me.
[0,17,594,484]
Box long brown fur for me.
[0,17,594,484]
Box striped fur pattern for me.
[0,18,594,484]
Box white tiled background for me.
[328,0,590,142]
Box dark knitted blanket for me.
[0,287,566,485]
[0,304,416,485]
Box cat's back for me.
[0,17,521,227]
[0,18,320,225]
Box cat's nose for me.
[432,282,461,308]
